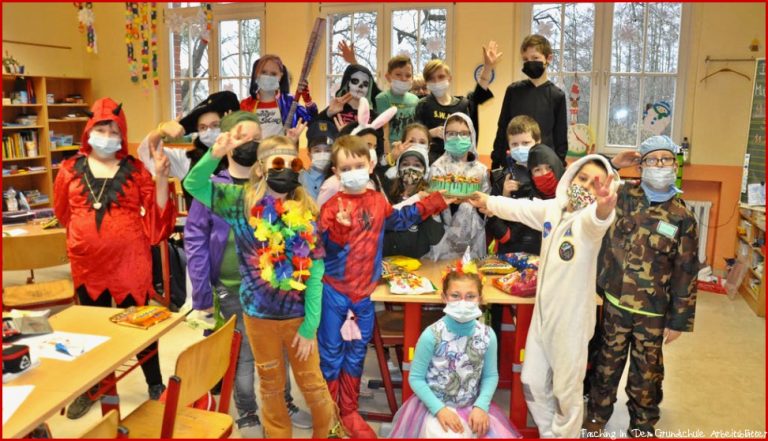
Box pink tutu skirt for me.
[389,395,521,438]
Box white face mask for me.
[198,128,221,148]
[89,133,122,158]
[390,79,413,96]
[427,80,450,98]
[369,148,378,167]
[311,151,331,170]
[641,167,676,191]
[348,71,371,99]
[340,168,370,192]
[443,300,482,323]
[258,74,280,93]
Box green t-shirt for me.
[218,230,241,292]
[375,90,419,144]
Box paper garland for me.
[74,3,97,54]
[124,3,158,88]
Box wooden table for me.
[2,221,68,274]
[2,305,184,438]
[371,259,601,438]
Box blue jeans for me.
[218,285,294,417]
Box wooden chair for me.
[2,279,76,311]
[2,221,68,284]
[120,316,241,438]
[79,409,129,438]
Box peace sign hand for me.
[211,124,252,159]
[328,93,352,117]
[287,118,308,144]
[150,135,170,179]
[594,174,617,220]
[336,198,353,227]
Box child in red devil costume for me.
[53,98,177,419]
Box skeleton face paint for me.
[348,71,370,99]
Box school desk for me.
[2,305,184,438]
[2,221,67,283]
[371,259,603,438]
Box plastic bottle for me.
[675,145,684,190]
[5,187,18,212]
[681,137,690,164]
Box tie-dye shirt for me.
[184,151,325,339]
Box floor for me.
[3,264,765,438]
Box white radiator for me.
[684,200,712,264]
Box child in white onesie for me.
[470,154,618,438]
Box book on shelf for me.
[2,131,38,159]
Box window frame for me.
[166,2,265,119]
[521,2,691,154]
[319,3,453,104]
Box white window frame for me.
[521,2,691,154]
[319,3,453,104]
[166,3,265,119]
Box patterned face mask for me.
[399,165,425,186]
[566,183,596,210]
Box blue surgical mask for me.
[444,136,472,157]
[641,167,681,202]
[89,133,122,158]
[443,300,482,323]
[258,74,280,93]
[198,128,221,148]
[311,151,331,171]
[508,146,531,164]
[340,168,370,192]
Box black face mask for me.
[522,60,546,79]
[266,168,300,194]
[231,141,259,167]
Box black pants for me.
[76,285,163,387]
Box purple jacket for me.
[184,170,233,310]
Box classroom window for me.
[529,2,686,152]
[323,4,451,103]
[167,3,264,119]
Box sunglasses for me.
[270,156,304,172]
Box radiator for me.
[684,200,712,264]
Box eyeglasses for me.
[445,131,471,139]
[641,156,677,167]
[446,292,480,302]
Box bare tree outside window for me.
[391,9,447,74]
[327,11,378,102]
[220,18,261,100]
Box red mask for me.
[532,171,558,198]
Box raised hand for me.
[211,124,252,159]
[611,150,642,169]
[338,41,357,64]
[502,174,519,197]
[482,40,503,69]
[429,126,445,140]
[594,174,617,220]
[158,115,185,139]
[150,136,170,179]
[287,118,308,143]
[328,92,353,117]
[336,198,353,227]
[332,113,348,132]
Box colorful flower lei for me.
[249,195,317,291]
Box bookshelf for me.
[2,74,92,211]
[735,204,766,316]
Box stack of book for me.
[2,131,38,159]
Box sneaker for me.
[66,389,97,420]
[148,383,166,400]
[287,402,313,429]
[237,412,262,438]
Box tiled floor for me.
[3,265,765,438]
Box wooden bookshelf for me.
[735,204,766,317]
[2,74,92,211]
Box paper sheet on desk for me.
[17,331,109,361]
[3,385,34,424]
[3,228,28,237]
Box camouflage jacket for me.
[597,182,699,332]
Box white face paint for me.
[348,71,370,99]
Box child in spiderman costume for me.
[53,97,177,418]
[317,135,454,438]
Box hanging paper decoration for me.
[150,3,159,87]
[642,100,672,136]
[536,21,554,40]
[354,22,371,39]
[568,81,580,125]
[201,3,213,44]
[123,2,159,88]
[74,3,97,53]
[425,37,443,54]
[164,3,212,45]
[125,3,139,83]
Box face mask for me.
[369,148,378,167]
[89,133,122,158]
[444,136,472,157]
[427,80,450,98]
[231,141,259,167]
[566,183,596,211]
[340,168,370,192]
[257,74,280,93]
[532,171,558,198]
[311,151,331,171]
[641,167,676,191]
[399,165,425,186]
[522,60,546,79]
[443,300,482,323]
[348,72,370,99]
[390,79,412,96]
[266,168,300,194]
[198,128,220,148]
[508,146,532,164]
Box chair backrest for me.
[174,315,236,407]
[79,409,128,438]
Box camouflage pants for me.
[587,301,665,430]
